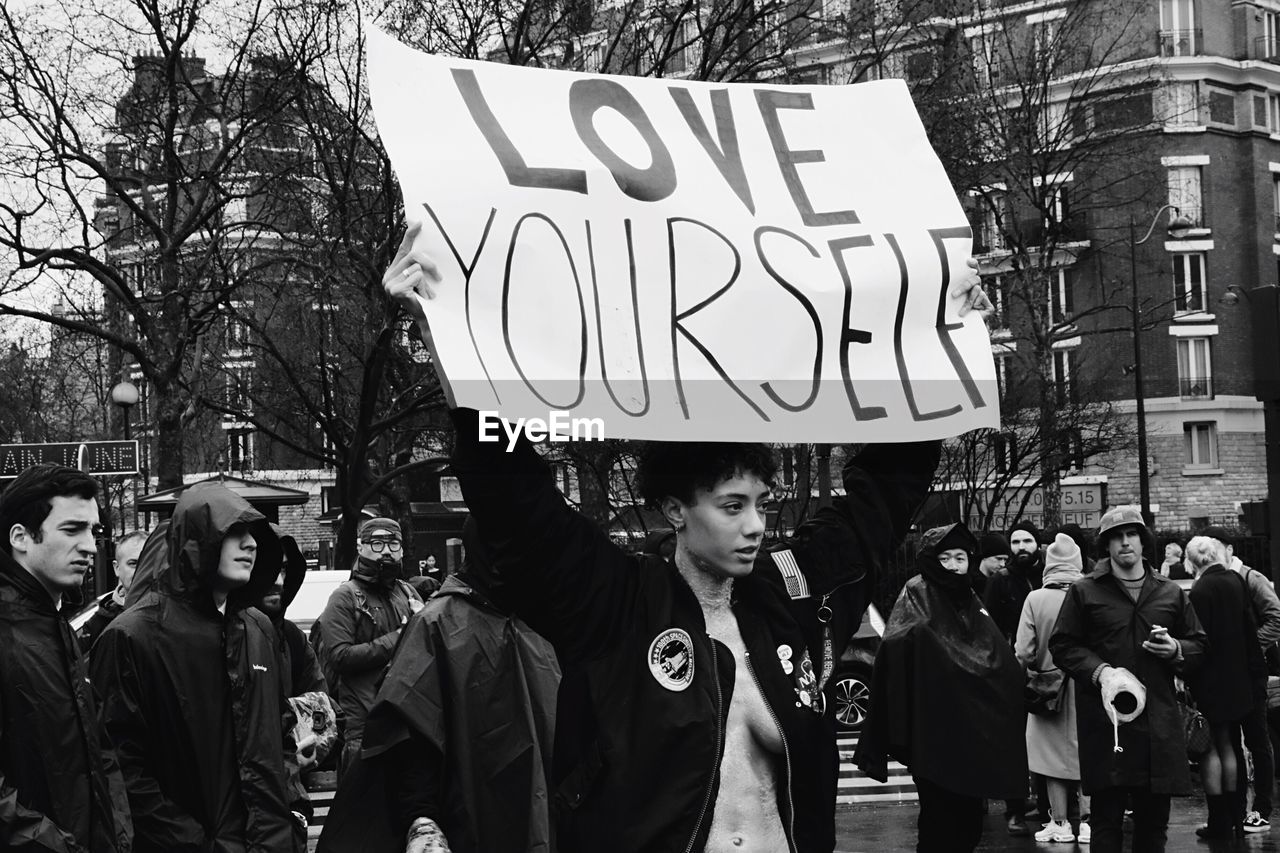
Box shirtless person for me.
[384,223,986,852]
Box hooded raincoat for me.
[91,484,306,853]
[1048,556,1207,795]
[855,523,1028,799]
[271,531,325,698]
[0,547,133,853]
[317,573,560,853]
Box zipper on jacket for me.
[685,635,725,853]
[745,650,797,853]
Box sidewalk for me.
[834,798,1280,852]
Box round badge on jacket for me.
[648,628,696,692]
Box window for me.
[1262,11,1280,59]
[1053,348,1075,406]
[666,18,699,74]
[1093,92,1154,132]
[977,192,1006,252]
[1167,165,1203,227]
[994,351,1010,398]
[1177,337,1213,399]
[1159,0,1197,56]
[1029,14,1061,65]
[227,428,254,473]
[1173,253,1207,312]
[987,274,1010,328]
[1271,93,1280,133]
[1164,82,1199,127]
[1208,90,1236,125]
[226,364,253,414]
[970,32,1005,88]
[1183,422,1217,468]
[227,315,250,351]
[993,431,1018,474]
[1274,177,1280,234]
[1048,268,1074,325]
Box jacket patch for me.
[794,649,825,714]
[252,664,268,672]
[647,628,695,692]
[771,550,811,600]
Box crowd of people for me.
[4,221,1279,853]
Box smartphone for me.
[1149,625,1169,642]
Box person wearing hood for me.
[0,464,133,853]
[317,517,423,779]
[318,517,560,853]
[855,523,1027,853]
[1015,533,1090,844]
[258,527,325,698]
[77,527,147,651]
[1184,535,1266,839]
[91,482,308,853]
[1202,524,1280,833]
[1049,506,1207,853]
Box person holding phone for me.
[1049,506,1207,853]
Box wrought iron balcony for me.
[1159,29,1202,57]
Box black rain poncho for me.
[317,574,560,853]
[855,522,1028,798]
[92,483,305,853]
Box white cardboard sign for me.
[368,28,999,442]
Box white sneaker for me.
[1034,820,1075,843]
[1077,820,1091,844]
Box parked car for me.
[70,569,350,638]
[826,602,885,733]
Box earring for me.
[673,521,684,532]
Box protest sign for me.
[367,28,999,442]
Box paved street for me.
[834,799,1280,852]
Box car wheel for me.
[831,669,872,733]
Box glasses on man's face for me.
[362,538,402,553]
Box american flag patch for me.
[771,550,811,600]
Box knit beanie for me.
[1007,519,1042,545]
[1045,532,1082,574]
[980,531,1012,558]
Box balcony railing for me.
[1180,377,1214,400]
[1255,35,1280,63]
[1159,29,1203,57]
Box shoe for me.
[1034,820,1075,843]
[1077,820,1091,844]
[1008,815,1029,836]
[1244,811,1270,833]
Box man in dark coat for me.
[318,518,560,853]
[258,528,326,698]
[77,528,147,651]
[982,518,1042,834]
[0,464,133,852]
[316,517,423,779]
[856,522,1027,853]
[1050,506,1208,853]
[92,483,308,853]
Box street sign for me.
[0,441,140,479]
[966,483,1107,531]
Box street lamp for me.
[1129,206,1194,526]
[110,381,140,533]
